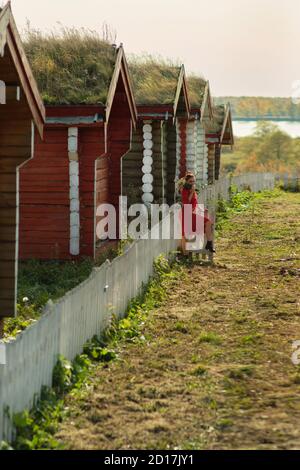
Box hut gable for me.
[187,74,207,109]
[187,76,213,122]
[128,57,181,106]
[220,104,234,146]
[105,46,137,124]
[0,2,45,136]
[173,65,190,119]
[206,103,234,145]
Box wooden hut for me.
[187,77,214,187]
[18,33,136,260]
[0,3,45,321]
[205,104,234,182]
[124,60,190,206]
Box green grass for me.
[199,331,222,345]
[216,187,281,234]
[128,55,181,105]
[24,26,117,105]
[3,259,93,339]
[128,54,209,108]
[8,255,182,450]
[4,239,134,339]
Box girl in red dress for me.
[180,173,215,255]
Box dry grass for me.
[54,191,300,450]
[128,55,181,105]
[128,55,208,107]
[187,74,207,108]
[23,26,117,105]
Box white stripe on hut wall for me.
[68,127,80,256]
[195,122,208,186]
[186,120,197,175]
[142,121,154,204]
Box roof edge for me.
[0,2,45,137]
[173,65,190,120]
[105,45,137,126]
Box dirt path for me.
[56,191,300,450]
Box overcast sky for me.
[6,0,300,97]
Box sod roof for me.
[187,74,207,108]
[206,105,226,133]
[23,28,118,105]
[128,56,181,106]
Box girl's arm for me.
[188,185,196,202]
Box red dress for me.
[181,188,210,237]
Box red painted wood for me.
[19,75,133,260]
[46,105,105,118]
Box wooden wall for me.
[96,74,132,242]
[19,128,69,259]
[166,121,177,204]
[0,47,32,318]
[207,143,216,185]
[122,123,143,206]
[80,127,105,257]
[215,144,221,180]
[20,126,105,260]
[122,120,170,207]
[151,121,164,204]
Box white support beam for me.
[68,127,80,256]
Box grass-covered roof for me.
[128,55,181,106]
[187,74,207,108]
[23,27,118,105]
[207,105,226,133]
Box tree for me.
[254,121,278,138]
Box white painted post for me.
[195,122,208,186]
[186,120,197,174]
[142,121,154,204]
[68,128,80,256]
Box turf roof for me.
[23,27,117,105]
[207,105,226,133]
[128,56,182,106]
[187,74,207,108]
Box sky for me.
[5,0,300,97]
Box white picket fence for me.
[275,173,300,192]
[0,172,275,442]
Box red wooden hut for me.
[124,61,190,206]
[205,104,234,181]
[19,37,137,260]
[0,2,45,321]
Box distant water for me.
[233,120,300,138]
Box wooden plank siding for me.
[19,125,105,260]
[81,127,105,256]
[215,144,221,180]
[151,121,164,204]
[121,123,143,206]
[207,143,216,184]
[96,73,132,242]
[0,51,33,317]
[19,128,70,259]
[166,121,177,205]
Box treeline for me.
[221,121,300,175]
[215,97,300,119]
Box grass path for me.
[55,191,300,450]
